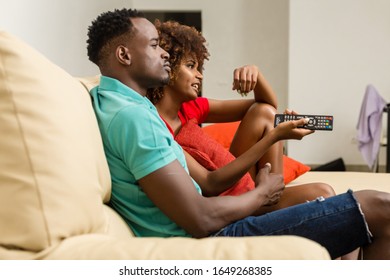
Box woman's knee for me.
[245,103,276,122]
[234,103,277,143]
[316,183,336,198]
[283,183,335,202]
[238,103,276,137]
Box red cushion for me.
[202,121,240,150]
[202,122,311,184]
[175,119,254,196]
[283,155,311,183]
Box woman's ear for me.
[116,45,131,66]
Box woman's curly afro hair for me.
[87,8,144,66]
[147,20,210,104]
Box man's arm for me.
[138,160,283,238]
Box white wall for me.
[0,0,288,110]
[134,0,289,112]
[2,0,388,167]
[0,0,131,76]
[288,0,390,166]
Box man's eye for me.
[151,44,158,48]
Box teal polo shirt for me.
[90,76,202,237]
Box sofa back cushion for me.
[0,31,111,252]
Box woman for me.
[147,20,334,212]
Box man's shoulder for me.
[115,103,153,120]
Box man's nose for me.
[161,48,169,59]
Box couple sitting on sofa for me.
[87,8,390,259]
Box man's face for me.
[128,18,171,91]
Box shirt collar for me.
[99,75,145,103]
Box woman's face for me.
[169,55,203,101]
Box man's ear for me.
[116,45,131,66]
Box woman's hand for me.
[284,108,298,115]
[232,65,259,96]
[273,109,315,141]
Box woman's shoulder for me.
[180,97,209,124]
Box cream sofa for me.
[0,30,386,260]
[289,171,390,194]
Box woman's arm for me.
[232,65,278,108]
[205,65,277,123]
[186,118,313,196]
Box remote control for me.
[274,114,333,131]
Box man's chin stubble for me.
[161,76,170,85]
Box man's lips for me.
[163,63,171,72]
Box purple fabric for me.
[356,84,387,169]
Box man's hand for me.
[254,163,285,206]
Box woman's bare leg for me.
[255,182,336,215]
[229,103,283,178]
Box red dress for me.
[162,97,255,196]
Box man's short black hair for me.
[87,8,145,65]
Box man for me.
[87,8,390,259]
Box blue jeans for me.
[213,190,372,259]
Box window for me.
[142,11,201,32]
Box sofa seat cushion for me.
[0,31,111,253]
[0,234,329,260]
[289,171,390,194]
